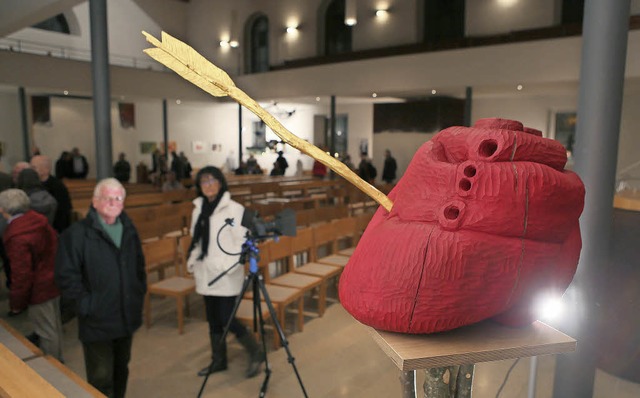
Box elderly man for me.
[55,178,146,398]
[11,161,31,184]
[0,189,63,361]
[31,155,72,233]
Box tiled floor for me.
[2,285,639,397]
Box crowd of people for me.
[0,155,268,397]
[0,144,399,397]
[54,147,89,179]
[147,149,193,186]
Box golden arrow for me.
[142,31,393,212]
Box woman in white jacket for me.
[187,166,264,378]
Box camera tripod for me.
[197,232,308,398]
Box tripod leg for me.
[197,274,253,398]
[256,274,309,398]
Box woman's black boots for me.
[198,333,228,376]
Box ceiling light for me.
[345,0,357,26]
[315,97,321,102]
[517,84,523,91]
[286,26,298,34]
[63,90,69,95]
[375,9,389,18]
[219,40,230,48]
[372,93,378,98]
[229,40,239,48]
[176,99,181,105]
[431,89,437,95]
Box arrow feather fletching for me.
[159,32,235,90]
[143,48,228,98]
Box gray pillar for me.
[330,95,336,155]
[552,1,630,397]
[89,0,112,180]
[463,86,472,127]
[18,87,30,161]
[162,99,169,157]
[238,104,243,167]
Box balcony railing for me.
[0,37,166,72]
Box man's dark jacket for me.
[55,206,147,343]
[42,175,72,233]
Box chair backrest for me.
[355,211,375,243]
[136,219,160,241]
[312,222,336,261]
[158,212,187,237]
[178,235,192,276]
[290,227,313,266]
[295,208,316,227]
[142,237,179,276]
[332,216,357,251]
[268,236,293,275]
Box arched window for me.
[324,0,352,55]
[245,14,269,74]
[32,14,71,34]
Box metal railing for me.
[0,37,167,72]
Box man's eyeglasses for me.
[200,179,219,187]
[97,196,125,203]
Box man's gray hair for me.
[93,178,126,198]
[0,189,31,215]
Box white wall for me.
[5,0,167,69]
[466,0,556,37]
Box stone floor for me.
[2,283,640,398]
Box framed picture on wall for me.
[140,142,157,154]
[192,141,206,153]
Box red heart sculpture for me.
[339,118,585,334]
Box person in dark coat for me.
[16,168,58,225]
[70,147,89,179]
[382,149,398,184]
[357,153,377,184]
[31,155,72,234]
[55,178,146,398]
[170,151,186,180]
[0,189,63,361]
[55,151,73,179]
[113,153,131,183]
[275,151,289,175]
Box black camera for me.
[241,208,297,238]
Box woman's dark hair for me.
[194,166,228,198]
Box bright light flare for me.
[534,294,564,322]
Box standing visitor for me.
[187,166,264,378]
[55,178,146,398]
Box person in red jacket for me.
[0,189,63,361]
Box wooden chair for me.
[293,262,343,315]
[331,216,357,252]
[235,299,276,347]
[243,285,304,347]
[311,222,336,262]
[267,236,293,276]
[141,234,177,279]
[270,272,324,317]
[354,211,376,244]
[290,227,314,267]
[144,237,196,334]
